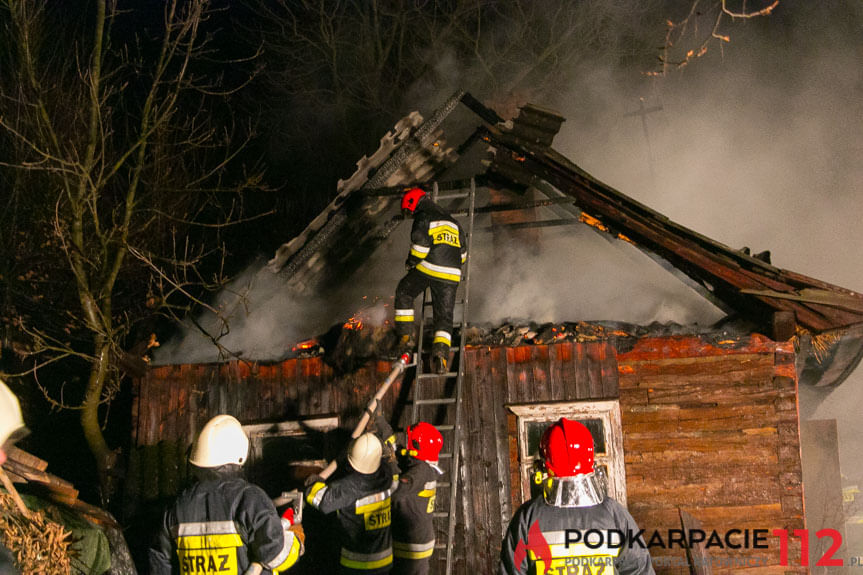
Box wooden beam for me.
[680,508,713,575]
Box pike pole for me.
[317,352,412,480]
[243,353,412,575]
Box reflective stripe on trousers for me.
[393,540,435,559]
[340,547,393,570]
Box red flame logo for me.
[513,520,552,573]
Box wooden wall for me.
[128,334,806,575]
[125,357,403,512]
[455,341,619,573]
[618,335,806,574]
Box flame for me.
[292,338,319,352]
[343,317,364,330]
[579,212,609,233]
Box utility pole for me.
[623,98,663,193]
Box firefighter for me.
[392,422,444,575]
[500,418,654,575]
[394,187,467,374]
[305,432,397,574]
[0,379,28,575]
[149,414,304,575]
[0,380,27,469]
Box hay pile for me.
[0,491,73,575]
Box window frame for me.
[507,400,627,506]
[242,416,340,479]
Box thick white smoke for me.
[546,3,863,483]
[156,0,863,488]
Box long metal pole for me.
[317,353,411,480]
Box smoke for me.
[542,2,863,481]
[153,263,312,365]
[153,218,412,365]
[469,224,723,326]
[157,0,863,484]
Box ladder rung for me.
[424,299,466,307]
[417,373,458,380]
[413,397,456,405]
[432,512,450,518]
[436,482,451,488]
[435,543,447,549]
[436,425,455,431]
[438,452,452,459]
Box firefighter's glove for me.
[404,259,416,272]
[368,408,396,447]
[304,473,325,488]
[382,441,399,471]
[289,524,306,548]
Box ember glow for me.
[578,212,609,233]
[292,338,319,352]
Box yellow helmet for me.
[189,415,249,468]
[0,379,26,448]
[348,433,382,474]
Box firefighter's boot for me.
[432,343,449,375]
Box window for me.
[243,417,340,498]
[508,401,627,506]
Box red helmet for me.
[401,187,426,215]
[405,422,443,462]
[540,418,595,477]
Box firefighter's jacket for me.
[405,199,467,284]
[149,469,302,575]
[305,466,398,573]
[1,542,18,575]
[391,457,443,560]
[500,496,655,575]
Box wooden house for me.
[127,93,863,574]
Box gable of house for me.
[265,91,863,388]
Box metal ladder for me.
[409,178,476,575]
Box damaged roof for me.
[267,91,863,387]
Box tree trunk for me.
[80,340,116,504]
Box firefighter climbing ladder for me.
[409,178,476,575]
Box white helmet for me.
[348,433,382,474]
[189,415,249,468]
[0,379,26,447]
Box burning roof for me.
[264,91,863,387]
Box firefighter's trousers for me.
[392,555,431,575]
[394,269,457,354]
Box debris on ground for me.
[0,490,74,575]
